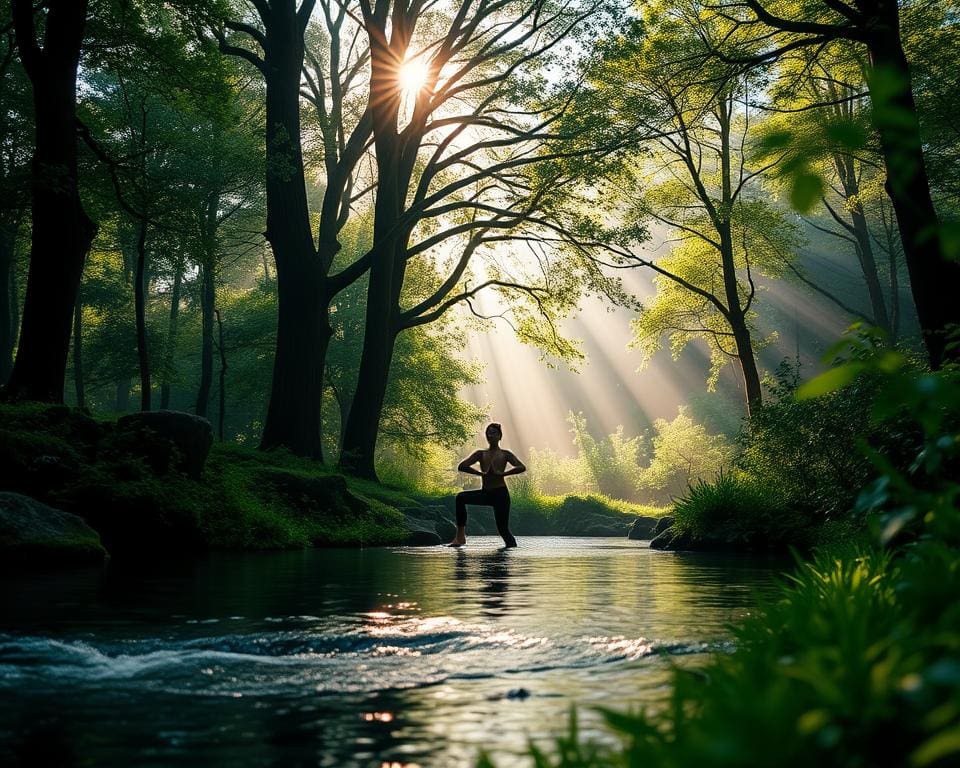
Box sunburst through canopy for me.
[397,57,430,94]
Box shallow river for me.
[0,537,783,767]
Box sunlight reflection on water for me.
[0,537,783,767]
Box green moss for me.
[0,404,413,555]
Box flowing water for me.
[0,537,783,767]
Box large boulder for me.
[0,492,106,566]
[649,527,689,550]
[435,516,457,542]
[402,505,457,543]
[627,515,660,540]
[116,411,213,478]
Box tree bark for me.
[216,307,226,440]
[160,261,182,409]
[5,0,97,402]
[865,1,960,367]
[195,259,215,418]
[717,95,762,417]
[255,3,327,459]
[338,10,417,479]
[833,153,892,336]
[0,219,17,385]
[338,255,400,478]
[134,216,150,411]
[72,283,84,409]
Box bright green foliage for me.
[738,360,895,519]
[637,406,733,502]
[526,446,595,498]
[584,0,803,408]
[568,411,644,501]
[524,410,731,505]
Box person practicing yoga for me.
[448,422,526,548]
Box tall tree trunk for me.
[160,262,182,409]
[215,307,226,440]
[257,6,326,459]
[115,379,130,412]
[339,17,415,478]
[5,0,96,402]
[719,226,763,417]
[338,129,405,479]
[72,284,84,409]
[134,217,150,411]
[195,259,215,418]
[831,153,892,336]
[717,96,762,417]
[866,3,960,367]
[338,254,399,479]
[0,220,17,385]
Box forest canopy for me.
[1,0,957,488]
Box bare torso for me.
[478,448,510,490]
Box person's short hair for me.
[486,422,502,435]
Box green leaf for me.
[941,221,960,261]
[911,726,960,767]
[796,363,866,399]
[789,171,824,213]
[757,129,794,151]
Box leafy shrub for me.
[738,359,922,521]
[671,471,809,548]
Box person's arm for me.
[457,450,484,476]
[498,450,526,477]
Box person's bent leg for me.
[493,490,517,548]
[451,489,485,547]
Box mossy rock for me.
[0,492,107,567]
[256,469,369,522]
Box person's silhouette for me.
[448,423,526,548]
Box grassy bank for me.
[0,403,413,551]
[0,403,661,556]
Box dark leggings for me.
[455,487,517,547]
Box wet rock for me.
[403,529,442,546]
[116,411,213,478]
[653,516,675,537]
[649,527,688,550]
[649,526,763,552]
[0,492,106,567]
[488,688,532,701]
[435,516,457,541]
[627,515,660,540]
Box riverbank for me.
[0,404,661,563]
